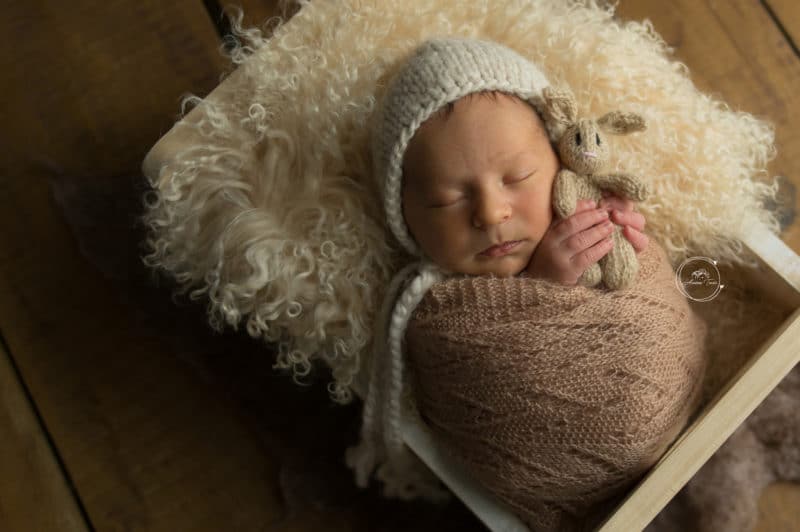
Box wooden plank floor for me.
[0,1,797,531]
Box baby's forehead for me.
[432,91,544,123]
[411,92,548,154]
[403,94,551,186]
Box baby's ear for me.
[542,86,577,139]
[597,111,646,135]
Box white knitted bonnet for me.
[345,37,552,500]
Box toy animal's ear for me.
[597,111,646,135]
[542,86,577,139]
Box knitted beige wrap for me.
[405,241,708,531]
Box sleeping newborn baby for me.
[401,88,648,282]
[347,37,708,532]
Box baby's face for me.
[402,93,559,276]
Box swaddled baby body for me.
[347,38,707,532]
[404,238,708,531]
[400,87,704,532]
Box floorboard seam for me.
[0,328,96,532]
[760,0,800,60]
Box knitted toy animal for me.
[544,87,649,290]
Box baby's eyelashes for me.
[426,170,536,208]
[427,197,462,208]
[509,170,535,182]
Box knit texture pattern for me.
[405,241,708,531]
[371,37,550,258]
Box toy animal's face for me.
[557,119,609,175]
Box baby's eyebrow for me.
[494,150,539,171]
[488,149,529,165]
[436,151,534,184]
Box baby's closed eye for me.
[428,199,461,208]
[509,170,535,183]
[425,168,537,208]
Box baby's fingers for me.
[598,195,634,214]
[610,209,646,232]
[553,207,609,240]
[623,226,650,254]
[575,199,597,213]
[562,216,614,254]
[570,231,614,273]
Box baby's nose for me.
[473,193,511,227]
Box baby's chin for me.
[448,255,530,277]
[475,261,528,277]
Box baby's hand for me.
[525,199,614,285]
[598,192,648,254]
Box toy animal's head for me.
[543,87,646,175]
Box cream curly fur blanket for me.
[141,0,789,529]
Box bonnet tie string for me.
[345,259,448,500]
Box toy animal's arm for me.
[552,168,579,219]
[593,173,649,202]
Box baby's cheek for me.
[527,204,553,241]
[420,218,464,263]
